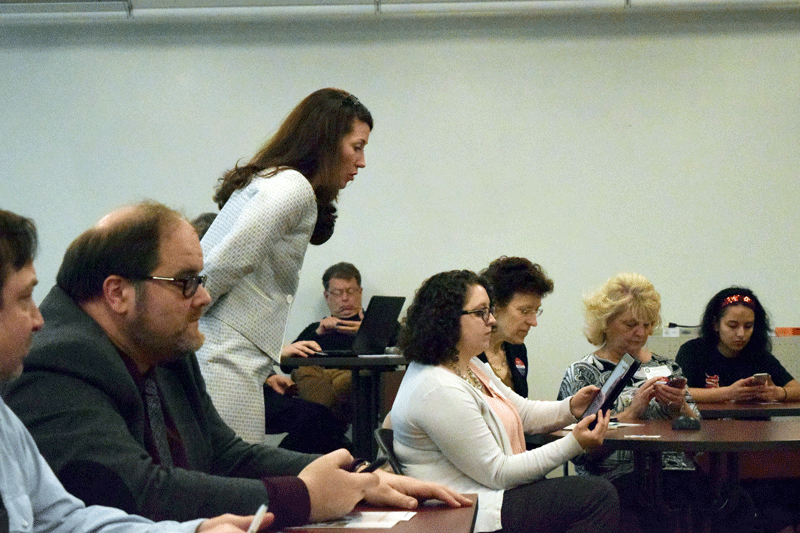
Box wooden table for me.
[698,401,800,419]
[696,401,800,479]
[542,419,800,530]
[285,493,478,533]
[281,355,406,459]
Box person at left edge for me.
[2,202,471,530]
[0,208,275,533]
[196,88,371,444]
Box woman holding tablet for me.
[390,270,619,533]
[675,287,800,403]
[558,273,715,531]
[558,272,697,444]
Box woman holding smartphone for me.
[557,273,725,532]
[390,270,619,533]
[675,286,800,403]
[676,287,800,533]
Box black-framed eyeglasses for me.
[145,274,207,298]
[462,306,494,324]
[326,287,362,298]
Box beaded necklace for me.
[447,361,483,391]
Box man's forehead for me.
[155,220,204,272]
[328,277,359,287]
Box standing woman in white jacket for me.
[197,88,372,443]
[390,270,619,533]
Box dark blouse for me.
[675,337,794,388]
[478,342,529,398]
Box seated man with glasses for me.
[280,262,398,424]
[3,202,470,530]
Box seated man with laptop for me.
[281,262,401,424]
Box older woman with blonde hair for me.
[557,273,730,531]
[559,272,695,435]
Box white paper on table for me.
[284,511,416,530]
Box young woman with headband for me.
[676,286,800,403]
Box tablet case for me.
[581,353,641,426]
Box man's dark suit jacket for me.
[2,286,315,522]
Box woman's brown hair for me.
[213,88,373,210]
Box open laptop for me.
[315,295,405,357]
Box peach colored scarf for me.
[470,362,526,454]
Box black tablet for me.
[581,353,641,425]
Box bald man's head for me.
[57,202,185,304]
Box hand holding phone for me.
[345,457,388,473]
[666,376,687,389]
[752,373,770,385]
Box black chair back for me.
[374,427,404,475]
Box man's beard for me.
[126,308,205,365]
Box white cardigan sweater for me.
[390,360,583,533]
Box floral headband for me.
[720,294,755,310]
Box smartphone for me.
[752,373,770,385]
[360,457,389,473]
[666,376,687,389]
[346,456,389,473]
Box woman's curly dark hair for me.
[398,270,492,366]
[700,286,772,356]
[481,256,553,308]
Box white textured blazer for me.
[391,360,583,533]
[199,168,317,362]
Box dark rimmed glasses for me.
[145,274,207,298]
[462,306,495,324]
[326,287,362,298]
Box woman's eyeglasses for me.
[462,306,495,323]
[145,274,207,298]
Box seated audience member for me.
[190,212,218,240]
[557,273,757,532]
[0,208,274,533]
[390,269,619,533]
[676,287,800,403]
[283,262,398,422]
[477,257,554,397]
[676,287,800,532]
[2,201,470,529]
[191,213,350,454]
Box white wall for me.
[2,8,799,400]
